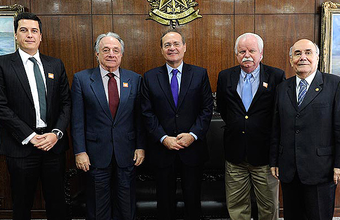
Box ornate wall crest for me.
[147,0,202,28]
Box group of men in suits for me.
[0,11,339,220]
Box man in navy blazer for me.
[217,33,285,220]
[71,32,145,220]
[0,13,71,220]
[141,29,213,220]
[270,39,340,220]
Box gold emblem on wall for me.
[147,0,202,28]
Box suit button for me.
[296,113,300,118]
[296,130,300,134]
[242,131,245,134]
[245,115,249,119]
[176,114,179,118]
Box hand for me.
[76,152,91,172]
[176,133,195,147]
[334,168,340,184]
[33,133,58,151]
[162,136,184,150]
[134,149,145,166]
[270,167,279,179]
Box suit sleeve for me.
[71,74,87,154]
[53,60,71,133]
[269,88,281,167]
[188,70,213,140]
[0,65,34,143]
[216,71,228,123]
[141,73,168,142]
[333,81,340,168]
[134,75,146,149]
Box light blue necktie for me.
[170,69,179,107]
[242,74,252,111]
[298,79,308,106]
[29,57,47,123]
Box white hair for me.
[234,33,264,55]
[289,41,319,58]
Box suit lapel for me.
[90,68,113,121]
[251,64,269,107]
[287,76,298,111]
[298,71,323,111]
[11,51,34,105]
[114,68,131,124]
[157,65,177,111]
[177,63,193,109]
[40,55,54,117]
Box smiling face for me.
[161,32,186,68]
[96,36,123,72]
[236,35,263,73]
[15,19,42,55]
[290,39,319,79]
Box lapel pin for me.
[123,82,129,88]
[315,88,320,92]
[48,73,54,79]
[263,82,268,88]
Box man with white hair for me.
[216,33,285,220]
[270,39,340,220]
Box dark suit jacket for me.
[270,71,340,185]
[217,63,285,166]
[71,67,145,169]
[141,63,213,168]
[0,50,71,157]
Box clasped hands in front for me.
[30,133,58,152]
[162,133,195,151]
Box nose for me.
[299,52,308,60]
[244,50,250,57]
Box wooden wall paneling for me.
[92,15,114,67]
[335,185,340,216]
[0,0,29,8]
[39,16,94,84]
[234,15,255,66]
[92,0,112,14]
[112,0,149,14]
[255,0,315,14]
[197,0,234,14]
[179,15,234,92]
[112,15,167,75]
[235,0,254,14]
[31,0,91,15]
[255,14,315,78]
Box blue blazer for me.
[141,63,213,168]
[71,67,145,168]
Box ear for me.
[183,43,187,53]
[289,58,294,67]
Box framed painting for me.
[321,1,340,76]
[0,4,24,56]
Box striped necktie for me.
[298,79,308,106]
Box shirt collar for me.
[99,65,120,79]
[296,71,317,89]
[240,64,260,80]
[166,62,183,75]
[19,48,42,65]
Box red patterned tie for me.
[107,73,119,118]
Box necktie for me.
[107,73,119,118]
[242,73,252,111]
[298,79,308,106]
[170,69,179,107]
[28,57,47,123]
